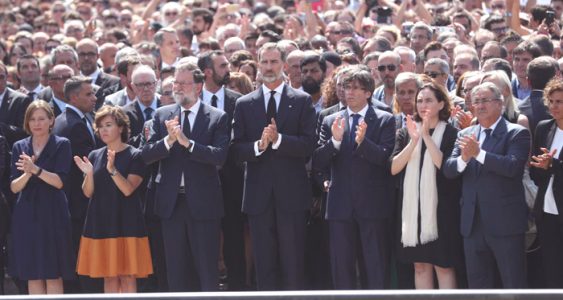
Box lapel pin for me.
[289,105,292,108]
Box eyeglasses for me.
[378,64,397,72]
[78,52,97,58]
[50,75,72,81]
[134,81,156,89]
[491,4,506,9]
[330,30,353,35]
[472,98,501,105]
[52,9,65,13]
[424,71,444,78]
[162,91,173,96]
[165,11,178,17]
[490,27,507,34]
[173,80,197,88]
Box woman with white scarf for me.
[391,81,463,289]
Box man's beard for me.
[301,77,321,95]
[260,70,282,83]
[173,92,195,106]
[213,71,229,86]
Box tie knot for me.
[144,107,153,113]
[184,110,191,116]
[484,128,492,137]
[351,114,361,121]
[270,91,276,97]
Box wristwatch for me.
[110,169,117,177]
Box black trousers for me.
[538,212,563,288]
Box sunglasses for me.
[165,11,178,17]
[424,71,444,78]
[378,64,397,72]
[331,30,353,35]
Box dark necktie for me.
[83,117,95,141]
[144,107,153,121]
[266,91,276,122]
[481,128,493,152]
[349,114,360,144]
[211,95,218,108]
[28,91,35,100]
[183,110,191,138]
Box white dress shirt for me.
[66,104,95,140]
[254,82,285,156]
[544,127,563,215]
[202,86,225,111]
[137,98,158,121]
[331,104,369,150]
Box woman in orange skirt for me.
[74,105,152,293]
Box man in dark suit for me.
[197,50,245,290]
[52,75,101,293]
[122,65,161,147]
[37,64,75,117]
[141,62,229,291]
[231,42,317,290]
[0,62,32,149]
[443,82,530,288]
[519,57,555,135]
[313,66,395,289]
[104,56,142,107]
[76,38,121,109]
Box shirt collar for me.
[347,104,369,119]
[262,82,285,97]
[32,84,44,94]
[66,103,86,119]
[181,99,201,116]
[480,115,503,133]
[202,85,225,102]
[137,97,158,112]
[83,68,101,84]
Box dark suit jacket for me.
[37,87,64,117]
[443,118,531,237]
[531,119,563,223]
[518,90,551,136]
[141,102,229,220]
[52,108,98,221]
[122,98,161,148]
[231,84,316,215]
[313,106,396,220]
[104,88,130,107]
[0,88,32,148]
[94,72,121,110]
[0,135,7,239]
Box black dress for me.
[76,145,152,278]
[391,124,463,268]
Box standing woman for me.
[74,105,152,293]
[530,78,563,288]
[390,81,463,289]
[9,100,75,294]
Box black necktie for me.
[144,107,153,121]
[481,128,493,151]
[349,114,360,144]
[28,91,35,100]
[182,110,191,138]
[266,91,276,122]
[211,95,218,108]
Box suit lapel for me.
[275,85,294,131]
[134,101,144,123]
[224,90,236,118]
[0,89,11,120]
[487,118,507,152]
[364,107,377,138]
[191,103,209,140]
[252,88,268,126]
[546,121,558,150]
[342,110,352,150]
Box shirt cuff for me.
[272,134,282,149]
[331,137,341,150]
[254,140,265,156]
[164,135,171,150]
[476,149,487,164]
[457,156,468,172]
[188,140,195,152]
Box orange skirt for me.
[76,236,153,278]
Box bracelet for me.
[34,168,43,177]
[110,169,117,177]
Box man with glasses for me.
[37,64,74,117]
[483,14,509,41]
[123,65,160,147]
[105,55,141,107]
[425,58,466,107]
[77,39,120,102]
[325,21,355,48]
[372,51,402,108]
[142,62,229,291]
[444,82,530,288]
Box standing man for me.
[313,66,395,289]
[231,42,316,290]
[197,50,245,290]
[154,28,180,70]
[141,62,229,291]
[16,55,43,99]
[519,56,555,135]
[52,75,100,293]
[38,64,74,117]
[105,56,142,107]
[443,82,530,288]
[300,54,326,113]
[76,38,120,100]
[372,51,402,108]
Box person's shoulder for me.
[286,85,310,99]
[324,109,344,124]
[202,102,227,118]
[6,87,27,100]
[225,87,243,99]
[236,89,260,104]
[13,136,30,148]
[155,104,177,116]
[536,119,555,132]
[372,106,393,119]
[52,134,71,145]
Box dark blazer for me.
[531,119,563,223]
[141,102,229,220]
[313,106,396,220]
[122,98,161,148]
[518,90,551,135]
[104,88,130,107]
[36,87,63,117]
[0,135,7,239]
[231,85,317,215]
[52,108,98,221]
[0,88,32,148]
[443,118,531,237]
[94,72,121,110]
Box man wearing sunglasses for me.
[372,51,402,109]
[425,58,466,108]
[37,64,74,118]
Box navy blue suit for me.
[231,84,316,290]
[141,102,229,291]
[443,118,530,288]
[313,106,395,289]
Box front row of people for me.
[7,60,563,293]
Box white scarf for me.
[401,121,447,247]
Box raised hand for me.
[74,155,93,175]
[173,125,191,148]
[531,147,557,170]
[459,134,479,162]
[165,116,179,139]
[258,128,270,151]
[106,149,116,174]
[406,115,420,142]
[456,110,474,129]
[331,116,346,142]
[421,116,430,138]
[265,118,279,144]
[16,153,37,174]
[355,120,368,145]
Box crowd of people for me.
[0,0,562,295]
